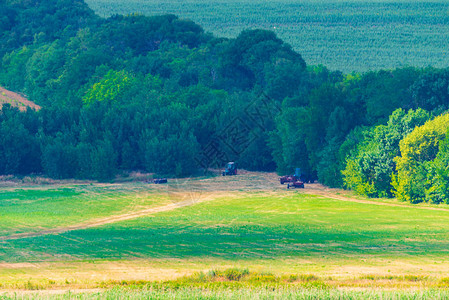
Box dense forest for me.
[1,0,449,203]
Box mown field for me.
[2,174,449,298]
[0,184,168,237]
[84,0,449,72]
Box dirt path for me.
[0,195,217,241]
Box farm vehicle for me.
[280,168,305,189]
[287,181,304,189]
[280,168,302,184]
[222,162,237,176]
[280,168,315,184]
[152,178,167,184]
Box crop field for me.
[84,0,449,73]
[2,173,449,298]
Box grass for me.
[4,191,449,262]
[84,0,449,72]
[2,189,449,267]
[3,179,449,295]
[4,288,449,300]
[4,271,449,299]
[0,183,168,237]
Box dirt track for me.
[0,193,221,241]
[2,171,449,241]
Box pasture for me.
[84,0,449,72]
[2,173,449,298]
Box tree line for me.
[0,0,448,203]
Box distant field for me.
[84,0,449,73]
[3,173,449,295]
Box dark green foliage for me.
[41,135,78,179]
[0,105,41,175]
[90,139,117,181]
[0,0,449,196]
[93,14,210,56]
[346,68,421,124]
[410,68,449,112]
[0,0,98,57]
[0,46,33,91]
[140,129,200,177]
[221,29,306,90]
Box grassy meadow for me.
[5,190,449,263]
[84,0,449,72]
[2,176,449,298]
[0,184,168,237]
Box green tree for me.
[41,136,77,179]
[410,68,449,112]
[90,139,117,181]
[83,70,134,106]
[425,134,449,204]
[392,112,449,203]
[342,109,430,197]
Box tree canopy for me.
[0,0,448,203]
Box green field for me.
[5,190,449,263]
[2,175,449,298]
[0,184,167,237]
[84,0,449,72]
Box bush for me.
[224,268,249,281]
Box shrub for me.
[224,268,249,281]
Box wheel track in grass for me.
[0,193,221,241]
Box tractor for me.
[280,168,305,189]
[222,162,237,176]
[279,168,301,184]
[153,178,167,184]
[287,181,304,189]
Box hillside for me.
[0,86,40,111]
[3,1,449,298]
[0,0,448,203]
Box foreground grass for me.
[4,288,449,300]
[4,269,449,299]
